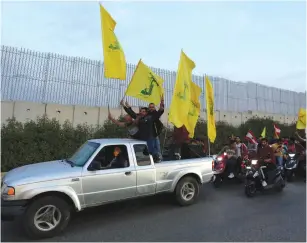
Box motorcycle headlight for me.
[217,157,223,161]
[251,160,258,165]
[289,154,295,158]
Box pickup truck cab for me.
[1,138,213,239]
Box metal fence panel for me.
[299,93,306,108]
[1,45,305,114]
[266,101,274,114]
[273,101,281,114]
[246,82,257,99]
[280,102,288,114]
[264,86,273,102]
[247,98,257,111]
[256,98,266,112]
[256,84,267,99]
[272,88,281,103]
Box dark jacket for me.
[123,103,164,137]
[173,126,189,145]
[257,145,275,163]
[134,109,164,140]
[109,154,128,168]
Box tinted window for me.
[133,144,151,166]
[69,142,100,166]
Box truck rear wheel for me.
[23,196,71,239]
[175,176,200,206]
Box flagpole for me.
[203,74,210,157]
[208,138,211,156]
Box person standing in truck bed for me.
[120,97,165,159]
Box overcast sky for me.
[1,0,306,92]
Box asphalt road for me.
[1,180,306,242]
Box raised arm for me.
[153,96,165,120]
[295,131,306,142]
[120,99,137,119]
[108,112,126,127]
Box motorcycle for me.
[244,157,285,197]
[283,153,300,181]
[211,152,245,188]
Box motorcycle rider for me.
[257,138,276,186]
[271,138,283,167]
[235,136,248,161]
[217,140,238,178]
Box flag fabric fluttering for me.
[273,124,281,138]
[296,108,306,130]
[125,59,164,105]
[100,4,126,80]
[261,127,266,138]
[186,82,202,138]
[169,50,195,132]
[245,130,257,144]
[205,76,216,143]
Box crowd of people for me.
[108,97,306,170]
[218,134,306,180]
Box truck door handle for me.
[125,171,132,176]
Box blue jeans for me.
[155,137,161,157]
[146,137,161,158]
[276,156,283,167]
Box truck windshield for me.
[69,142,100,167]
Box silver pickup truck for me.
[1,138,213,239]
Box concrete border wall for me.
[1,101,298,127]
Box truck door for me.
[132,144,156,196]
[82,144,137,206]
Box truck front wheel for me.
[175,176,200,206]
[23,196,71,239]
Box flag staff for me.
[204,74,211,157]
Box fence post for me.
[42,53,51,104]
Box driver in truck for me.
[107,146,128,168]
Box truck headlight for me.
[1,184,15,196]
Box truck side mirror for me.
[88,160,101,171]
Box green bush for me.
[1,116,296,172]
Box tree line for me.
[1,116,296,172]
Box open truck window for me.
[133,144,151,166]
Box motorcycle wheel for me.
[236,173,244,184]
[213,175,222,188]
[286,170,294,182]
[275,178,285,192]
[245,181,256,198]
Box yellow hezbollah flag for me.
[205,76,216,143]
[186,82,201,138]
[169,50,195,131]
[261,127,266,138]
[125,59,164,105]
[296,108,306,129]
[100,4,126,80]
